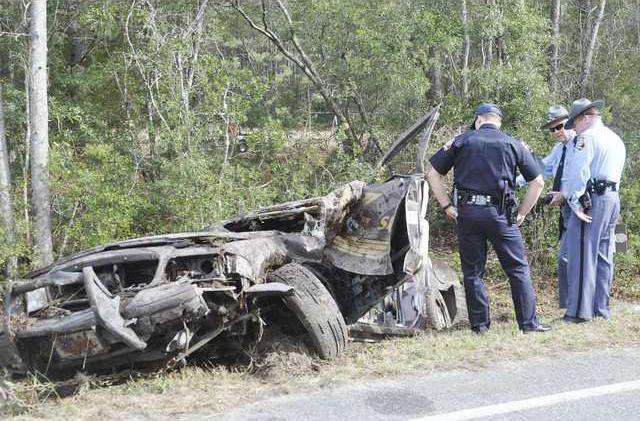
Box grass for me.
[2,282,640,420]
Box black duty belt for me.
[588,179,617,195]
[458,192,500,206]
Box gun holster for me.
[506,196,519,225]
[498,180,507,215]
[580,179,594,211]
[498,179,518,225]
[579,192,592,211]
[453,184,470,206]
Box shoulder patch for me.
[442,137,455,151]
[575,135,586,151]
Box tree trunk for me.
[0,85,17,276]
[427,45,443,103]
[461,0,470,98]
[550,0,561,96]
[580,0,606,96]
[69,1,86,67]
[495,37,506,64]
[29,0,54,267]
[485,0,495,66]
[23,65,32,251]
[636,0,640,45]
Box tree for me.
[0,85,17,276]
[29,0,54,266]
[461,0,470,99]
[427,45,443,103]
[580,0,607,96]
[550,0,561,96]
[231,0,358,155]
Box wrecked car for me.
[0,108,466,376]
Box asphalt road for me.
[204,347,640,421]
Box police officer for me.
[428,103,550,334]
[560,98,626,322]
[516,105,576,309]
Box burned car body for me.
[0,109,465,375]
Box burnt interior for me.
[390,198,410,275]
[222,212,313,233]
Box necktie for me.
[552,145,567,192]
[553,144,568,240]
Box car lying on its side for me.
[0,109,466,376]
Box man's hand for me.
[575,207,592,223]
[516,213,526,226]
[445,206,458,222]
[548,191,566,207]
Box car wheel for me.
[268,263,347,359]
[424,258,468,330]
[424,288,452,330]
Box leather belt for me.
[461,194,500,206]
[589,179,617,195]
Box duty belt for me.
[457,192,500,206]
[588,179,617,195]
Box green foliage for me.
[0,0,637,300]
[50,142,152,250]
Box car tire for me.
[424,258,468,330]
[268,263,347,359]
[426,288,454,330]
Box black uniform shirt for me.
[429,124,541,197]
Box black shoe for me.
[561,315,580,323]
[472,326,489,335]
[563,315,591,324]
[522,324,551,334]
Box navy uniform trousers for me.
[457,204,539,330]
[565,191,620,320]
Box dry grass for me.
[2,284,640,420]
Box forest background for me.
[0,0,638,298]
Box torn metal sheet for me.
[245,282,294,296]
[84,267,146,351]
[379,108,439,167]
[25,288,49,314]
[325,177,408,275]
[221,237,289,280]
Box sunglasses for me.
[549,123,564,133]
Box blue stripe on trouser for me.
[577,221,585,316]
[457,205,539,330]
[565,192,620,319]
[558,205,570,309]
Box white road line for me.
[412,379,640,421]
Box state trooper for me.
[516,105,576,309]
[558,98,626,322]
[428,103,550,334]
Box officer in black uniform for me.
[427,103,551,334]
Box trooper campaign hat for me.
[564,98,604,130]
[541,105,569,130]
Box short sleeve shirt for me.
[429,124,541,197]
[561,120,626,213]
